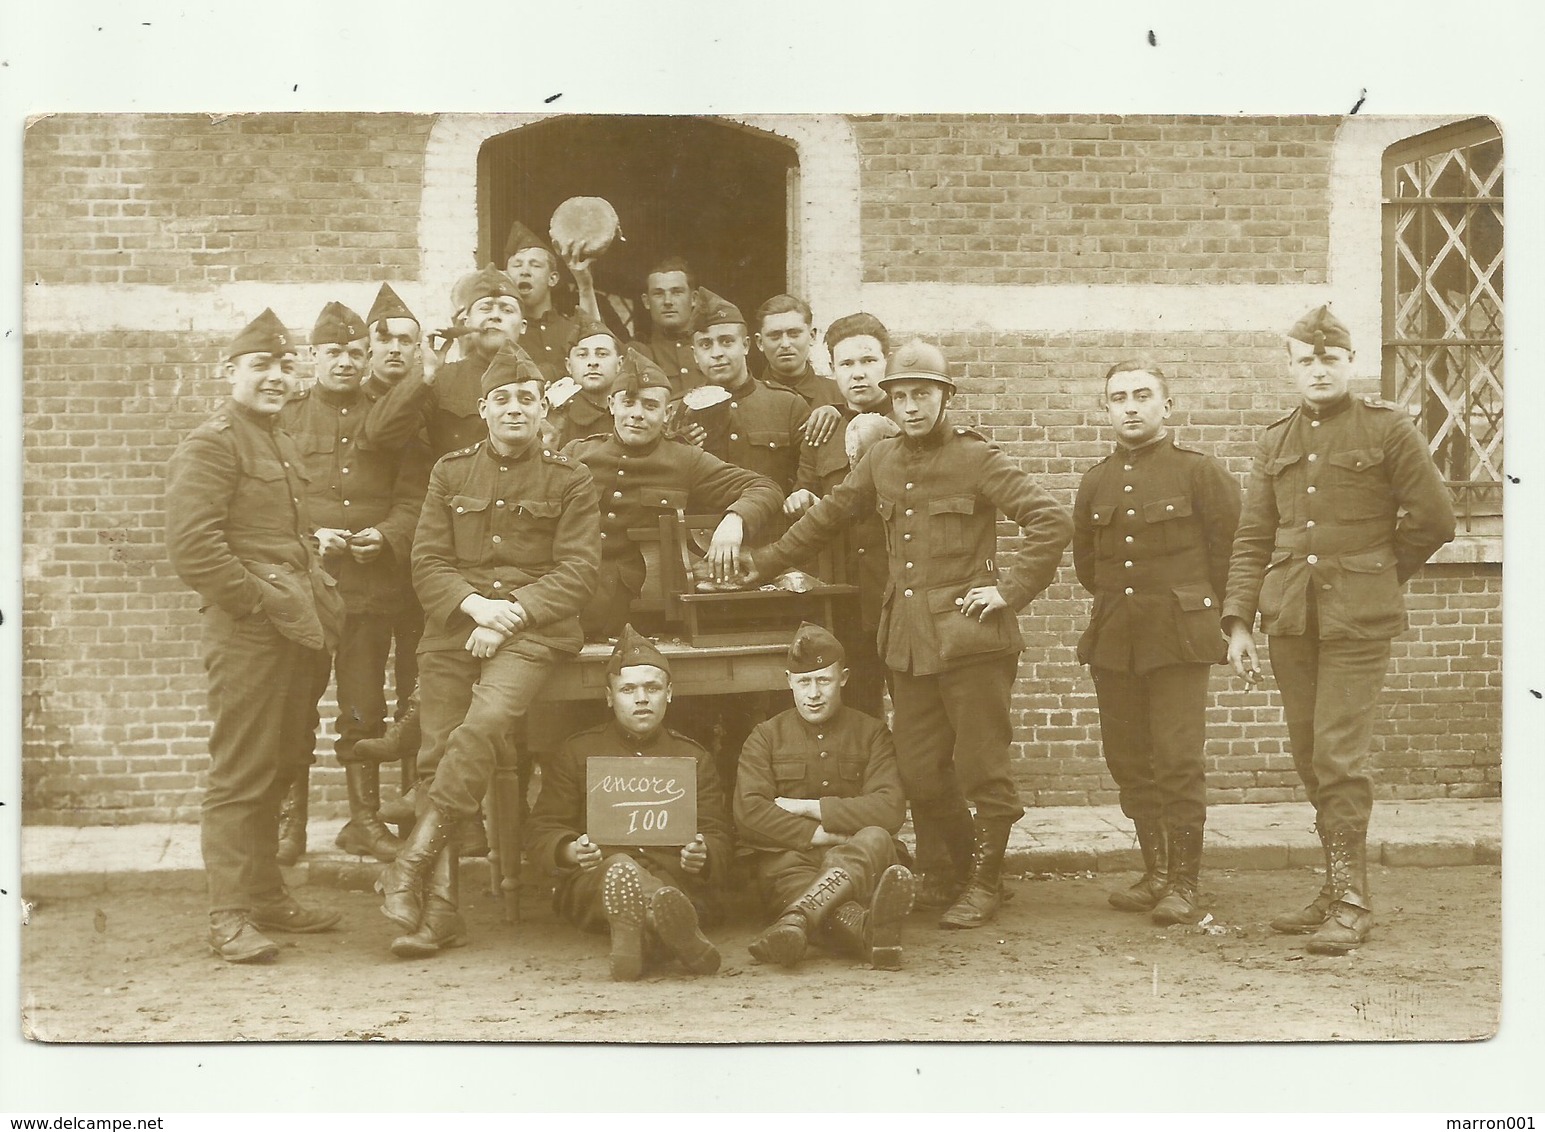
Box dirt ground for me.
[19,865,1499,1044]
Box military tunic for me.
[761,423,1073,823]
[1073,433,1242,828]
[1223,394,1455,831]
[527,720,733,931]
[630,331,707,399]
[765,362,843,411]
[561,431,785,637]
[695,375,810,495]
[361,354,493,461]
[165,399,342,915]
[520,307,578,384]
[410,438,601,818]
[549,389,611,451]
[734,706,906,912]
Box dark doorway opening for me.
[479,116,798,339]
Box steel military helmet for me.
[879,338,954,393]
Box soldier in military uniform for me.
[278,301,430,864]
[505,220,577,382]
[547,316,622,450]
[784,312,898,718]
[1224,305,1455,954]
[376,345,601,958]
[166,309,345,963]
[689,291,810,495]
[561,350,785,641]
[629,256,707,398]
[735,624,916,970]
[744,340,1072,930]
[527,625,731,981]
[1073,360,1241,924]
[753,293,842,449]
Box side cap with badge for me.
[452,264,523,316]
[691,288,745,335]
[1286,304,1353,356]
[227,308,297,361]
[310,301,368,347]
[607,623,672,677]
[366,283,418,330]
[787,621,845,674]
[479,344,545,397]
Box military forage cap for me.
[609,347,673,396]
[310,301,368,347]
[691,288,745,334]
[451,264,522,315]
[479,343,545,397]
[787,621,845,674]
[226,308,296,360]
[607,623,671,676]
[1287,304,1353,355]
[366,282,417,329]
[880,338,954,392]
[503,219,554,263]
[567,315,618,353]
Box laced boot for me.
[390,835,468,958]
[1307,828,1374,955]
[208,911,280,964]
[353,691,419,764]
[1150,825,1205,925]
[250,887,342,934]
[335,763,403,863]
[824,865,916,970]
[647,886,721,976]
[939,816,1013,929]
[749,867,858,968]
[1109,819,1169,912]
[600,857,649,981]
[275,771,309,866]
[375,796,449,932]
[1271,827,1336,934]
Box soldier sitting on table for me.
[736,623,916,970]
[526,625,731,981]
[547,316,623,450]
[376,344,601,958]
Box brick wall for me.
[853,114,1339,285]
[24,113,433,286]
[20,112,1501,824]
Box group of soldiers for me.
[165,218,1457,978]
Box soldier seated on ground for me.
[735,623,915,970]
[525,626,733,981]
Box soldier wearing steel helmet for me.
[743,339,1072,930]
[1223,304,1455,954]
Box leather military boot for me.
[939,817,1013,930]
[1271,829,1336,934]
[376,797,449,932]
[391,836,468,958]
[457,811,491,859]
[336,763,403,863]
[209,911,280,963]
[749,867,858,967]
[1150,825,1205,925]
[250,888,342,934]
[1109,819,1168,912]
[825,864,916,970]
[913,808,974,911]
[352,691,419,764]
[1307,828,1373,955]
[275,772,309,867]
[600,857,649,981]
[647,886,721,976]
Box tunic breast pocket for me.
[449,495,491,560]
[235,460,296,528]
[508,499,562,558]
[1266,452,1304,513]
[1326,449,1392,521]
[772,757,809,790]
[1086,503,1116,555]
[1142,494,1194,551]
[837,758,866,784]
[927,494,977,556]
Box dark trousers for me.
[889,654,1025,824]
[391,599,423,719]
[1090,662,1211,829]
[416,638,563,819]
[199,608,330,913]
[836,614,888,720]
[553,851,715,934]
[751,825,899,915]
[331,612,393,765]
[1267,633,1392,832]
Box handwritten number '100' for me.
[627,808,668,835]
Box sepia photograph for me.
[1,0,1539,1118]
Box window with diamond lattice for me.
[1382,117,1503,522]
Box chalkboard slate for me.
[585,756,698,846]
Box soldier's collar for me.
[1113,428,1170,457]
[767,362,815,390]
[313,384,359,409]
[607,718,665,748]
[228,399,278,428]
[611,430,664,456]
[902,414,949,449]
[1299,393,1353,421]
[482,435,540,462]
[724,373,757,397]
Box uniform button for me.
[730,433,739,441]
[1123,484,1133,493]
[730,402,739,410]
[903,533,912,541]
[1306,554,1319,564]
[1123,464,1133,472]
[1124,560,1133,568]
[822,781,830,788]
[292,497,299,504]
[906,562,914,569]
[905,482,914,490]
[820,752,828,759]
[1203,597,1212,607]
[1322,583,1333,591]
[282,461,290,468]
[1306,520,1316,528]
[340,437,349,444]
[341,467,350,474]
[1311,419,1321,428]
[1165,504,1174,512]
[607,512,617,520]
[501,465,508,472]
[1126,509,1136,517]
[600,532,608,539]
[492,581,502,589]
[1306,485,1317,494]
[613,491,623,499]
[340,407,348,415]
[1307,453,1318,462]
[904,588,914,597]
[456,506,465,514]
[1124,587,1134,595]
[905,508,914,517]
[955,597,964,607]
[343,500,351,507]
[492,535,502,543]
[857,547,866,555]
[267,573,278,581]
[1124,535,1134,544]
[617,469,626,476]
[659,497,670,505]
[496,500,505,507]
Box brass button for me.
[1307,486,1317,494]
[730,433,739,441]
[904,588,914,597]
[1307,554,1319,564]
[1311,419,1321,428]
[1203,597,1213,607]
[492,535,502,543]
[903,534,912,541]
[905,482,914,490]
[1307,453,1318,462]
[906,562,914,569]
[1306,520,1316,528]
[1126,509,1135,517]
[1124,560,1133,568]
[1124,535,1134,544]
[1123,484,1133,493]
[1124,587,1134,595]
[905,508,914,517]
[456,506,465,513]
[493,581,502,589]
[496,500,505,507]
